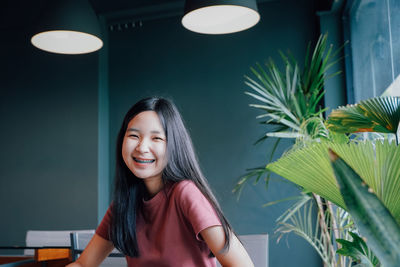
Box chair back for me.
[216,234,268,267]
[24,229,95,255]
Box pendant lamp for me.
[182,0,260,34]
[31,0,103,55]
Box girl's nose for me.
[136,139,150,153]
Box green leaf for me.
[267,140,400,225]
[336,232,380,267]
[233,166,269,200]
[267,141,345,208]
[266,131,302,138]
[329,150,400,266]
[275,193,336,266]
[245,34,340,141]
[262,194,304,208]
[326,96,400,135]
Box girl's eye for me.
[128,134,139,138]
[153,137,164,141]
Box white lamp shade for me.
[31,0,103,55]
[31,30,103,55]
[182,1,260,34]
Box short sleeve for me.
[175,181,222,241]
[96,205,112,241]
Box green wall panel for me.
[0,28,99,249]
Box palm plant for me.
[240,32,400,265]
[267,96,400,266]
[237,34,350,266]
[244,34,337,141]
[235,34,340,193]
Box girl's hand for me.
[200,226,254,267]
[66,234,115,267]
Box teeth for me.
[133,158,155,163]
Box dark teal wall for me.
[0,0,328,265]
[0,28,99,247]
[319,8,348,112]
[106,0,321,266]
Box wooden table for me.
[0,247,72,267]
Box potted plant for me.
[240,32,400,266]
[267,96,400,266]
[238,34,354,267]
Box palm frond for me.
[326,96,400,135]
[244,33,341,153]
[262,194,305,208]
[266,131,302,138]
[267,140,400,224]
[275,193,336,267]
[299,116,330,141]
[232,164,276,200]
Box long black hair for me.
[110,97,232,257]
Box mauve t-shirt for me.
[96,180,222,267]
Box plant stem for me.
[314,193,336,267]
[327,201,345,267]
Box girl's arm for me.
[66,234,115,267]
[200,226,254,267]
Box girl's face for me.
[122,111,168,186]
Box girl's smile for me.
[122,111,168,195]
[133,157,156,164]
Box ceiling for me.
[1,0,181,31]
[90,0,183,15]
[1,0,333,31]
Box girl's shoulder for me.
[172,179,197,193]
[170,180,202,201]
[171,180,205,206]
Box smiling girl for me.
[67,97,253,267]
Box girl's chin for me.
[132,171,162,180]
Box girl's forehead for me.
[126,111,165,133]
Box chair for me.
[25,229,95,256]
[217,234,269,267]
[70,232,127,267]
[0,230,96,267]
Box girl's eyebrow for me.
[126,128,163,134]
[127,128,139,132]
